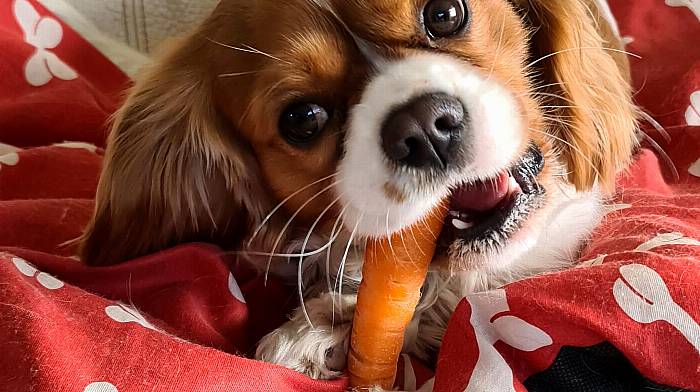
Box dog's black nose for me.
[381,93,465,169]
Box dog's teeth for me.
[508,175,521,192]
[452,219,473,230]
[448,210,460,217]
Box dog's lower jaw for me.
[406,184,605,362]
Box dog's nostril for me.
[385,135,421,162]
[435,115,459,133]
[402,137,420,160]
[404,137,419,151]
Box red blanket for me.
[1,1,699,391]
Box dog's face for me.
[81,0,638,270]
[225,0,546,270]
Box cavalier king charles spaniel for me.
[81,0,638,385]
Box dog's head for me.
[81,0,637,271]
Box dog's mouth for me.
[439,144,546,253]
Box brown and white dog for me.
[80,0,638,385]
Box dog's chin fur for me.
[79,0,639,388]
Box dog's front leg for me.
[255,292,356,380]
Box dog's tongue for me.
[451,171,510,212]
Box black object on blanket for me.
[524,342,687,392]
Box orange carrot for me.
[348,202,447,389]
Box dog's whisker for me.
[264,180,341,286]
[237,222,345,260]
[326,206,348,300]
[540,104,627,117]
[424,214,439,241]
[241,44,290,63]
[385,208,398,261]
[523,82,620,107]
[327,211,348,333]
[397,209,415,264]
[299,196,342,270]
[638,131,680,181]
[306,0,386,69]
[218,71,259,78]
[632,72,650,97]
[408,223,426,257]
[335,215,362,322]
[236,243,341,258]
[248,173,338,247]
[531,91,575,104]
[487,13,507,82]
[540,105,631,122]
[552,177,577,202]
[296,196,343,329]
[653,124,695,131]
[205,37,290,64]
[530,81,568,91]
[528,127,603,183]
[506,46,641,86]
[633,109,678,179]
[540,115,575,127]
[638,110,672,143]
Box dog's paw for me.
[255,293,356,380]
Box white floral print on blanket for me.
[686,91,700,126]
[105,303,157,331]
[84,381,118,392]
[666,0,700,21]
[613,263,700,353]
[686,91,700,178]
[0,152,20,166]
[10,257,65,290]
[14,0,78,87]
[465,289,553,392]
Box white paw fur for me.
[255,293,356,380]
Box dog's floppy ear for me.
[522,0,638,192]
[80,30,264,266]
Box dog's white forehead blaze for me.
[337,53,524,237]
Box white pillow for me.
[38,0,218,76]
[57,0,217,53]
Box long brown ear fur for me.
[80,31,263,266]
[524,0,638,192]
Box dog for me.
[80,0,638,386]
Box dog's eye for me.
[423,0,468,38]
[279,103,329,145]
